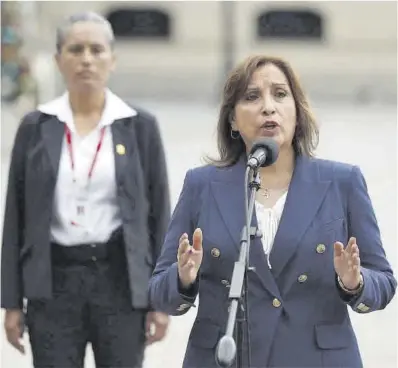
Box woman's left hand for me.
[145,311,169,345]
[334,237,362,290]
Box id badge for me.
[71,186,89,227]
[75,200,86,217]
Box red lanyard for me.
[65,125,106,183]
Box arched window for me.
[106,8,171,39]
[257,9,324,40]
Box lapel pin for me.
[211,247,221,258]
[116,144,126,155]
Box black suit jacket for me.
[1,107,171,310]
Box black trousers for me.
[26,231,146,368]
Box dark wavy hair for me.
[207,55,319,167]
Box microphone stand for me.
[215,166,261,368]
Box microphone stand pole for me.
[215,166,261,368]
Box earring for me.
[230,130,240,140]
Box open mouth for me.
[262,122,278,130]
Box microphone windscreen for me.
[249,138,279,167]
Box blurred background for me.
[1,1,397,367]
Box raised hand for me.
[177,228,203,289]
[334,237,362,290]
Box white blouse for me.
[37,89,137,246]
[255,192,288,268]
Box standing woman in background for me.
[1,12,171,367]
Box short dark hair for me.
[56,11,114,53]
[207,55,319,167]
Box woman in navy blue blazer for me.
[149,55,396,368]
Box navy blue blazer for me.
[149,155,396,368]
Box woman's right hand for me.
[4,309,25,354]
[177,228,203,289]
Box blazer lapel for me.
[209,158,246,249]
[41,116,64,178]
[40,115,135,187]
[269,156,331,279]
[111,118,131,186]
[210,157,281,299]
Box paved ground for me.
[0,100,397,368]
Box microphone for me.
[247,138,279,170]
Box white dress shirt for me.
[255,191,288,268]
[38,89,137,246]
